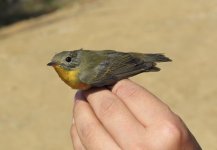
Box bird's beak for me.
[47,61,57,66]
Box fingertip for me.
[73,91,88,118]
[75,90,86,101]
[112,79,158,104]
[82,87,107,100]
[112,79,141,95]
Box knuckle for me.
[160,120,183,142]
[79,122,96,141]
[112,79,128,93]
[155,118,193,149]
[98,96,116,118]
[114,80,139,99]
[113,79,150,103]
[124,86,139,98]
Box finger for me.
[112,79,174,125]
[73,91,120,150]
[71,124,86,150]
[84,89,147,150]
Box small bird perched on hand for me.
[47,49,171,90]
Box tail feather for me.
[142,62,161,72]
[147,66,161,72]
[144,54,172,62]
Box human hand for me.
[71,79,201,150]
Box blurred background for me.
[0,0,74,27]
[0,0,216,149]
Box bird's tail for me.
[143,54,172,62]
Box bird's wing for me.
[79,51,156,87]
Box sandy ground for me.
[0,0,217,149]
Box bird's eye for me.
[65,57,72,62]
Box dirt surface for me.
[0,0,216,149]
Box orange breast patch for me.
[53,65,90,90]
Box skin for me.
[71,79,202,150]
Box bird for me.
[47,49,171,90]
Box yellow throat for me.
[53,65,90,90]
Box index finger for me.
[112,79,173,125]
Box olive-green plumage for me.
[48,49,171,89]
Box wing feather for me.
[79,51,153,87]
